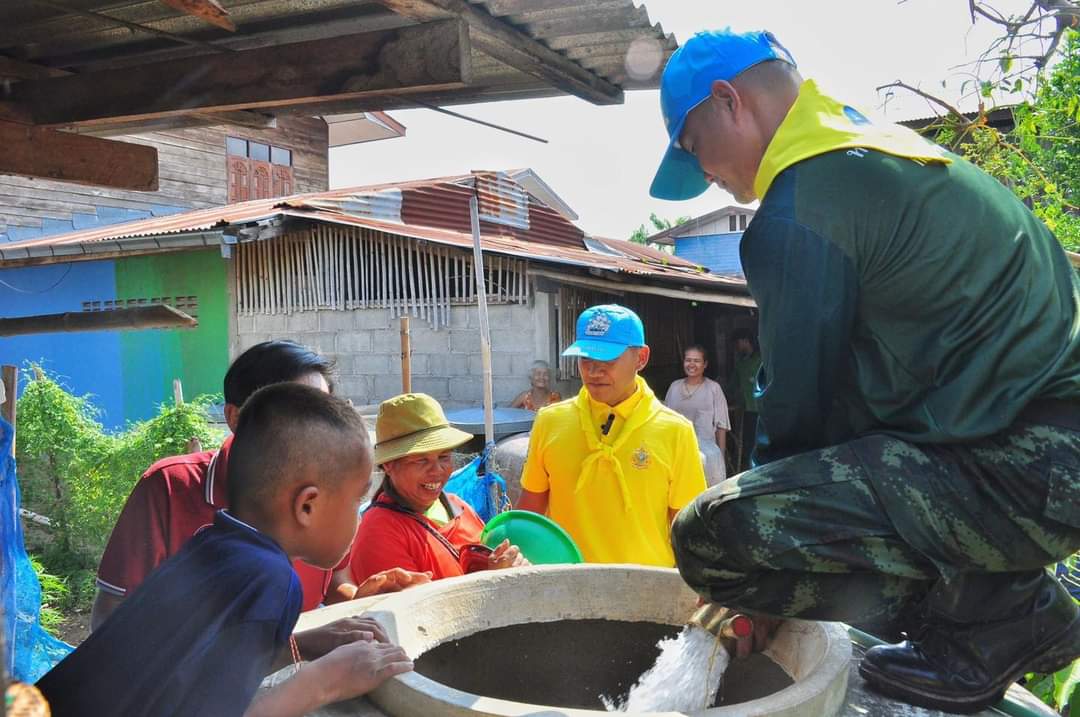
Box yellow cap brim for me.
[374,423,473,466]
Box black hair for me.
[223,340,336,408]
[731,329,757,350]
[227,382,370,515]
[684,344,709,361]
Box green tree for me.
[16,367,225,612]
[629,213,690,245]
[931,30,1080,251]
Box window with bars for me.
[227,137,294,202]
[81,296,199,319]
[235,226,529,330]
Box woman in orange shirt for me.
[349,393,527,583]
[509,360,562,411]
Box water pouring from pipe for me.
[605,604,756,712]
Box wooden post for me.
[173,378,184,405]
[400,316,412,393]
[1,365,17,458]
[469,196,495,448]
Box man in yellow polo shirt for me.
[517,304,707,566]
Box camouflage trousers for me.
[672,412,1080,628]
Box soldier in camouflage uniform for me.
[650,29,1080,714]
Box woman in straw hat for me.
[348,393,527,583]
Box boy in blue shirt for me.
[37,383,412,717]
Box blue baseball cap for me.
[562,305,645,362]
[649,29,796,201]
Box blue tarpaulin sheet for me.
[444,445,510,523]
[1,416,72,683]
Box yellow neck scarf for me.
[754,80,952,199]
[574,376,663,512]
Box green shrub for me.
[1025,554,1079,715]
[16,366,225,606]
[30,554,68,637]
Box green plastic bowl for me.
[481,510,584,565]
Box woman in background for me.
[665,345,730,485]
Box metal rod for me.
[409,98,548,144]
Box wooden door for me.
[227,156,250,202]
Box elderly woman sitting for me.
[509,360,562,411]
[349,393,527,583]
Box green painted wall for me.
[114,250,229,422]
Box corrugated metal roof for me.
[287,210,744,291]
[589,236,701,269]
[0,171,746,294]
[399,174,585,248]
[1,0,676,115]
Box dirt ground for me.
[57,610,91,647]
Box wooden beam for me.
[0,305,197,337]
[374,0,623,105]
[1,365,16,456]
[0,119,158,190]
[159,0,236,32]
[0,55,68,81]
[16,21,470,127]
[529,268,755,307]
[61,110,277,137]
[0,55,274,131]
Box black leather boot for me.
[858,571,1080,714]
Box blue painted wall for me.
[673,233,745,278]
[0,201,215,431]
[0,262,127,427]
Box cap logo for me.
[585,312,612,337]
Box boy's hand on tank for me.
[295,617,390,658]
[354,568,432,598]
[487,539,530,570]
[317,640,413,703]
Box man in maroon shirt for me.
[91,340,428,657]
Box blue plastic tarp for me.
[444,445,510,524]
[1,416,72,683]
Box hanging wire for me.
[0,264,73,294]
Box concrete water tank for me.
[298,565,852,716]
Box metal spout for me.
[689,604,754,641]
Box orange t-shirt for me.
[349,493,485,582]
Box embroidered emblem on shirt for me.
[631,446,651,470]
[585,312,612,337]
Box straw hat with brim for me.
[374,393,473,466]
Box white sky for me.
[330,0,1033,239]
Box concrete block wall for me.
[232,303,546,409]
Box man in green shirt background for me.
[654,28,1080,714]
[727,328,761,471]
